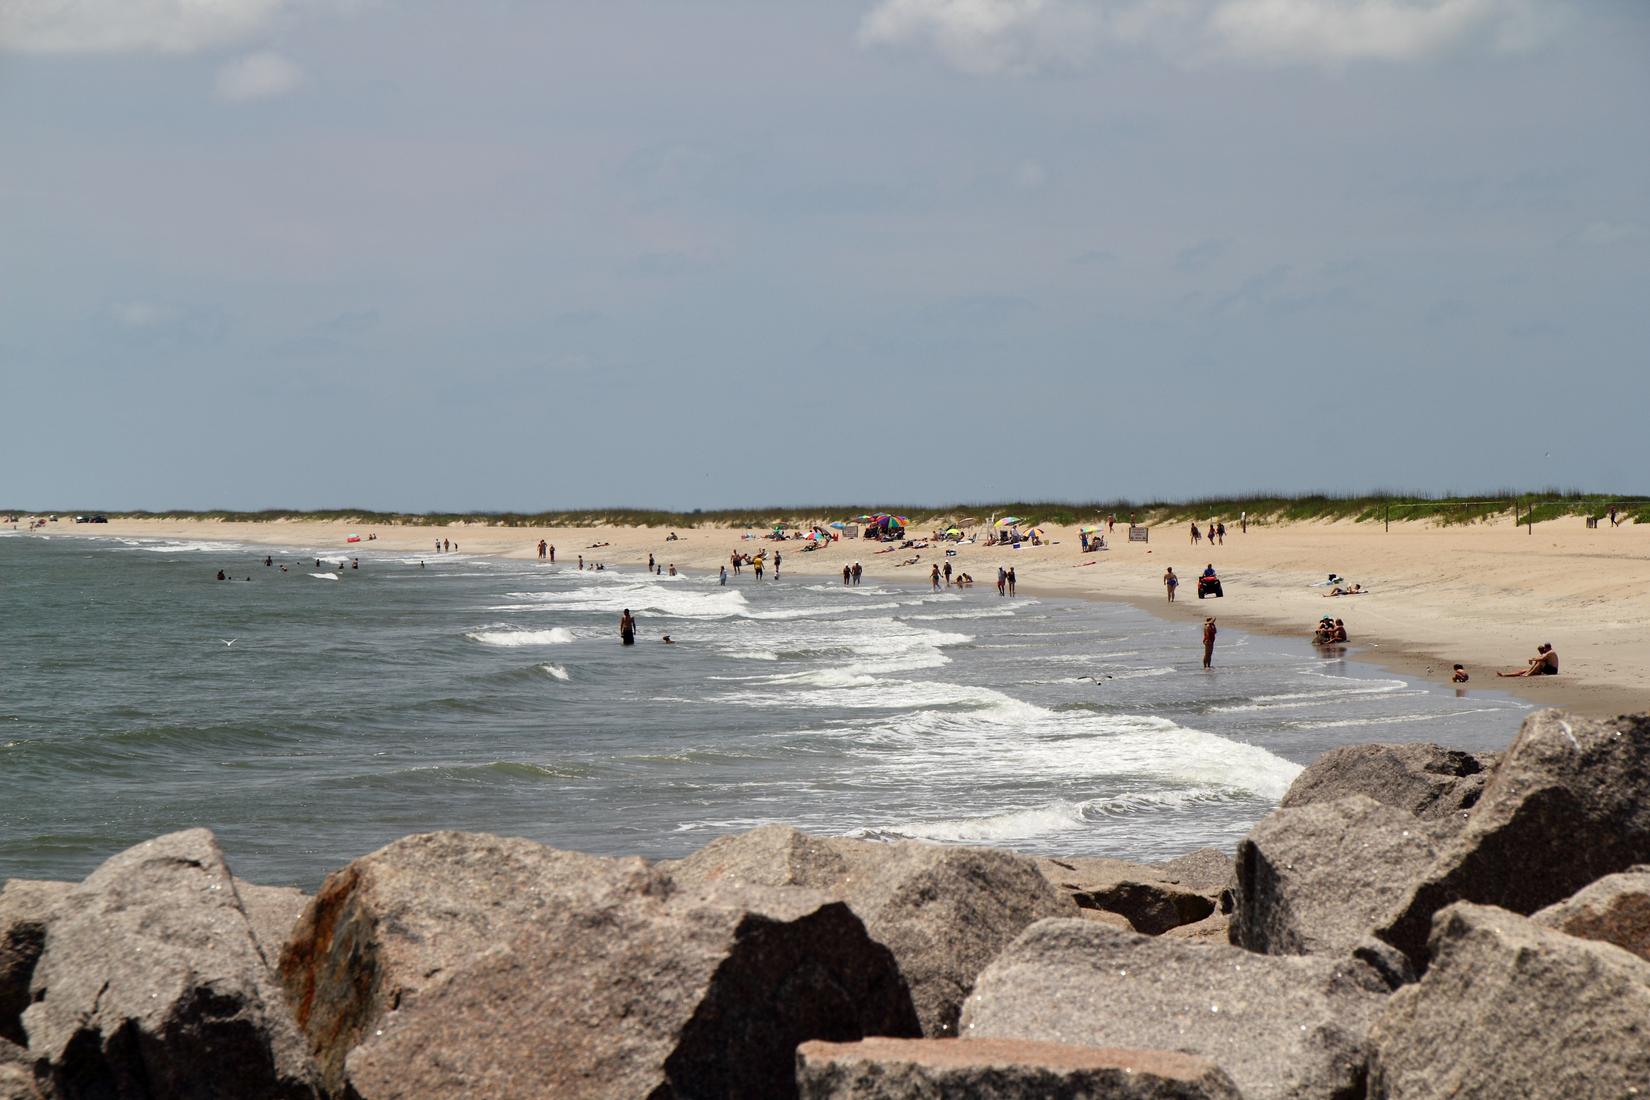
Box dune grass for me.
[11,492,1647,529]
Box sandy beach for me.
[20,513,1647,718]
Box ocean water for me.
[0,532,1526,888]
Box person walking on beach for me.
[1202,617,1217,668]
[774,550,781,578]
[931,563,942,592]
[1216,522,1225,545]
[753,555,764,581]
[943,560,952,587]
[1190,523,1201,545]
[1007,567,1017,597]
[1164,566,1179,602]
[619,609,636,646]
[731,552,741,577]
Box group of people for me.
[729,549,775,579]
[433,538,458,552]
[841,562,864,585]
[1190,521,1227,545]
[536,540,555,562]
[1313,616,1349,645]
[996,567,1018,596]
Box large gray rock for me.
[1532,866,1650,963]
[0,1037,41,1100]
[797,1036,1242,1100]
[1232,795,1448,959]
[339,873,918,1100]
[960,918,1389,1100]
[283,830,918,1100]
[1035,856,1214,934]
[236,883,308,970]
[0,880,70,1047]
[667,826,1072,1035]
[1154,847,1235,898]
[1280,742,1495,824]
[22,829,321,1100]
[280,831,620,1094]
[1377,710,1650,966]
[1369,903,1650,1098]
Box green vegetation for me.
[10,492,1647,528]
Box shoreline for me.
[13,514,1646,718]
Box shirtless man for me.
[1499,643,1558,677]
[1202,617,1217,668]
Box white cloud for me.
[1,0,285,54]
[857,0,1561,73]
[111,301,171,328]
[857,0,1101,75]
[1577,220,1646,248]
[1208,0,1555,64]
[1014,159,1048,189]
[215,50,304,101]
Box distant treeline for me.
[12,492,1648,528]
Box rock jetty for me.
[0,708,1644,1099]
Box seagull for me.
[221,639,237,647]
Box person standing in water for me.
[720,565,728,586]
[842,564,851,586]
[1007,567,1017,597]
[852,561,862,585]
[930,563,942,591]
[1202,617,1217,668]
[773,550,781,578]
[619,609,636,646]
[1164,566,1178,602]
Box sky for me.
[2,0,1647,511]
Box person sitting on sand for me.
[1499,643,1558,677]
[1313,616,1335,644]
[1331,619,1348,643]
[1451,664,1469,683]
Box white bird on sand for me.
[221,639,236,647]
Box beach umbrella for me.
[828,521,849,529]
[891,516,909,527]
[1080,525,1102,534]
[1026,527,1046,538]
[995,516,1023,528]
[854,515,875,524]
